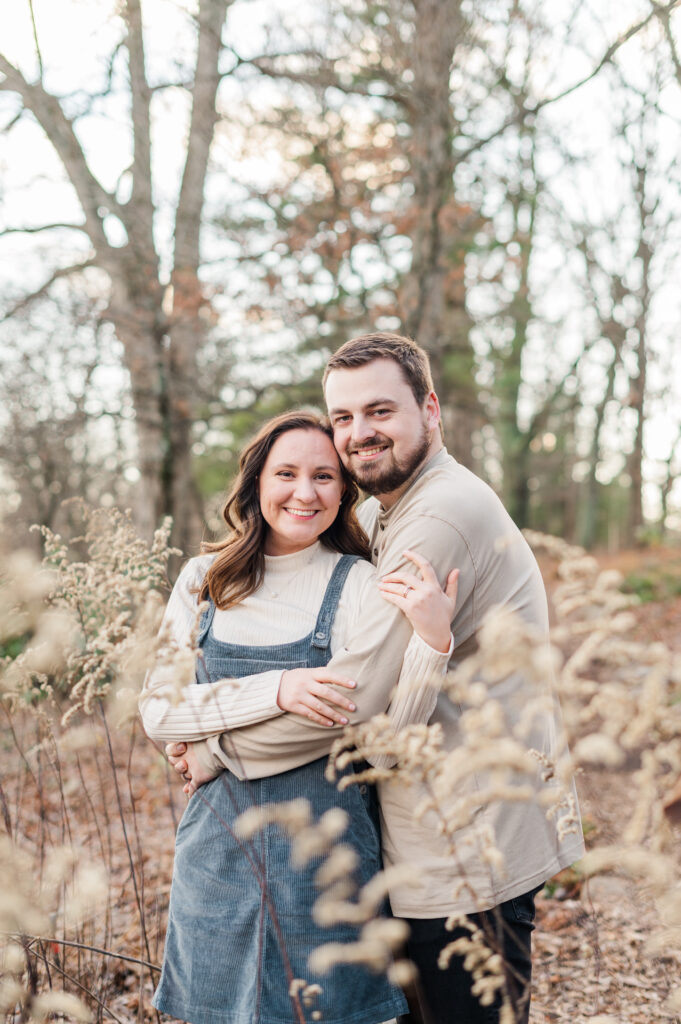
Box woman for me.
[140,411,456,1024]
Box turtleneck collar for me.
[263,540,324,573]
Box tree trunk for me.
[401,0,480,466]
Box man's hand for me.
[165,741,222,796]
[277,668,357,727]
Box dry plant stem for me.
[35,938,53,991]
[20,933,40,1022]
[91,739,115,868]
[583,881,603,1015]
[98,703,153,969]
[35,719,48,880]
[0,772,12,835]
[74,749,114,950]
[123,720,154,1024]
[2,706,50,847]
[26,940,127,1024]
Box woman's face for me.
[258,428,344,556]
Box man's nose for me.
[350,416,374,445]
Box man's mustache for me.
[347,437,391,455]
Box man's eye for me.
[334,416,351,425]
[374,409,390,416]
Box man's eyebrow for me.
[328,399,398,416]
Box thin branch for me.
[532,2,678,109]
[15,934,161,973]
[0,221,87,237]
[27,0,43,79]
[24,942,127,1024]
[0,55,119,252]
[652,0,681,86]
[1,259,95,321]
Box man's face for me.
[325,358,440,499]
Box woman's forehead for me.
[266,429,339,465]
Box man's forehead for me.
[324,359,411,410]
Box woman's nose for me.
[292,476,316,502]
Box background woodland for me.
[1,0,680,558]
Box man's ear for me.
[425,390,441,433]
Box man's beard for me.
[345,428,431,496]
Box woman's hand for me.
[165,741,221,796]
[277,668,357,727]
[378,549,459,654]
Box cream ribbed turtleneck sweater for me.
[140,541,450,747]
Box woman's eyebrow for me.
[271,462,339,471]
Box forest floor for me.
[530,544,681,1024]
[2,544,681,1024]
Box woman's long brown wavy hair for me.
[200,411,370,609]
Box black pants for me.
[397,886,542,1024]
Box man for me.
[159,332,584,1023]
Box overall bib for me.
[153,554,407,1024]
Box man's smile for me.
[350,443,391,461]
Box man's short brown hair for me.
[323,332,435,407]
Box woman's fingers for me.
[402,548,439,583]
[312,670,356,689]
[311,682,356,711]
[378,580,415,596]
[165,741,187,759]
[445,568,460,604]
[299,703,335,727]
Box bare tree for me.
[0,0,231,553]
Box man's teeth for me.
[284,508,317,518]
[356,447,386,457]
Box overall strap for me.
[310,554,361,659]
[195,594,217,685]
[197,595,217,646]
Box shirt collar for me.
[376,447,451,523]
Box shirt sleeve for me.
[138,559,284,743]
[204,513,474,779]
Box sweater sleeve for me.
[199,518,469,779]
[138,558,283,743]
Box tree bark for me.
[400,0,480,466]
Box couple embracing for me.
[140,332,584,1024]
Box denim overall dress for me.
[153,554,407,1024]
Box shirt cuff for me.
[405,630,454,669]
[191,737,225,776]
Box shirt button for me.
[379,524,384,531]
[359,784,368,795]
[373,548,378,557]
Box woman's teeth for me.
[284,508,317,518]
